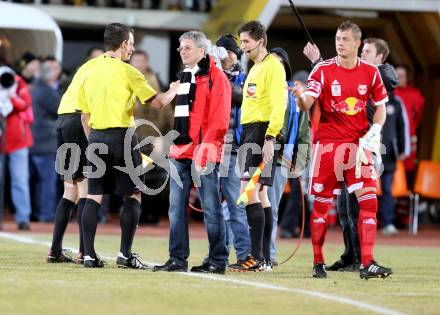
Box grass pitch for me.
[0,233,439,315]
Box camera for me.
[0,66,16,89]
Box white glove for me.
[362,123,381,153]
[355,138,369,179]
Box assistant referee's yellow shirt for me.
[76,55,157,129]
[57,57,101,115]
[241,53,287,137]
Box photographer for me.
[0,64,33,230]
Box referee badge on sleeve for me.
[247,83,257,97]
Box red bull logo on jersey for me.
[331,97,366,115]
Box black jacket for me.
[367,64,409,172]
[29,79,61,155]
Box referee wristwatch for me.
[264,135,275,142]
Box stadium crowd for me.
[4,0,216,11]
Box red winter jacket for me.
[3,75,33,154]
[169,57,231,167]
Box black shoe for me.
[360,261,393,279]
[191,263,225,274]
[339,263,360,272]
[18,222,30,231]
[47,249,75,263]
[116,253,149,270]
[247,259,267,272]
[153,259,187,272]
[327,259,350,271]
[83,255,106,268]
[229,255,257,272]
[312,263,327,278]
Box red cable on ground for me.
[280,175,306,265]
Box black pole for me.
[287,0,315,45]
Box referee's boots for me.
[116,253,149,270]
[83,255,106,268]
[47,249,75,264]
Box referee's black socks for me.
[119,198,141,258]
[76,198,87,254]
[82,198,100,259]
[263,206,273,262]
[245,203,265,260]
[50,198,76,255]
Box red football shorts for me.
[307,141,377,197]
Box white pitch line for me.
[0,232,406,315]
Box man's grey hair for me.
[179,31,209,55]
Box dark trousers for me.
[336,183,361,264]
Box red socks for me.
[357,193,378,266]
[311,197,333,264]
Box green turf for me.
[0,233,439,315]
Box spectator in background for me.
[29,58,62,222]
[16,52,40,87]
[130,50,173,139]
[129,50,173,224]
[215,34,251,268]
[267,48,311,266]
[0,64,33,230]
[278,70,312,241]
[86,47,104,61]
[361,39,410,235]
[394,65,425,187]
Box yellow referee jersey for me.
[241,53,287,137]
[76,55,157,129]
[57,56,102,115]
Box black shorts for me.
[55,113,88,181]
[87,128,144,195]
[238,122,278,186]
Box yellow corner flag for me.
[236,162,264,205]
[141,153,154,167]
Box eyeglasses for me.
[177,46,195,52]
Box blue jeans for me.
[30,154,57,221]
[380,171,395,227]
[1,148,32,223]
[267,164,288,261]
[220,153,250,261]
[168,159,228,268]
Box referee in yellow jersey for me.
[230,21,286,272]
[47,55,103,265]
[77,23,179,268]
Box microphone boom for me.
[288,0,315,45]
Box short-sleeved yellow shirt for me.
[76,55,157,129]
[57,56,101,115]
[241,53,287,137]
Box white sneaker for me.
[382,224,399,236]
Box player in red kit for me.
[290,21,393,279]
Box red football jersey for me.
[305,57,388,142]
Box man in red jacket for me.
[0,68,33,230]
[394,65,425,186]
[154,31,231,274]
